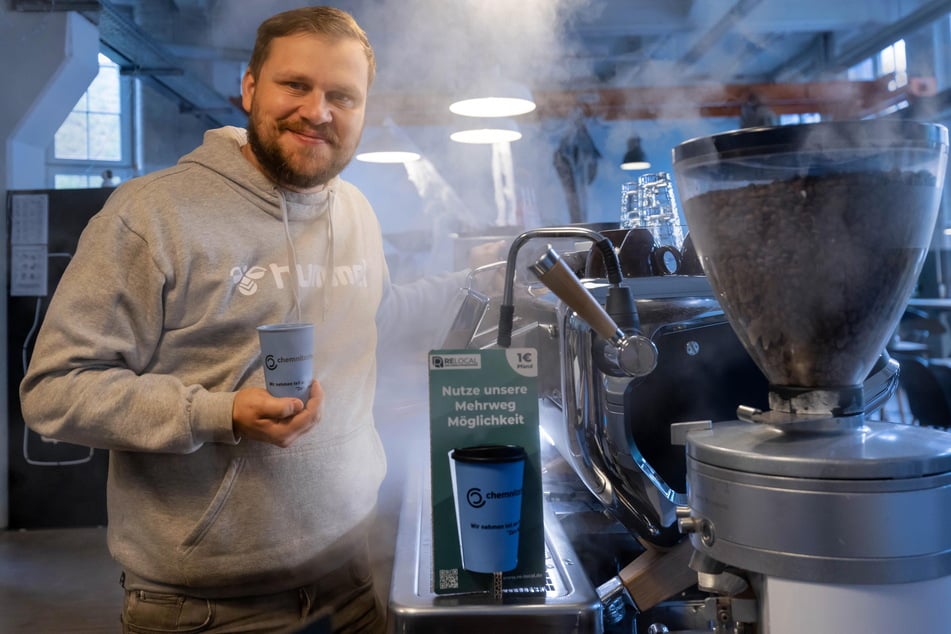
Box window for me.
[845,39,911,118]
[879,40,908,90]
[847,58,875,82]
[847,39,907,86]
[48,52,132,188]
[848,40,909,117]
[779,112,821,125]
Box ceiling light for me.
[355,119,422,164]
[355,150,421,164]
[450,118,522,144]
[620,136,651,171]
[449,78,536,118]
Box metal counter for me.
[386,463,603,634]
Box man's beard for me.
[246,107,357,191]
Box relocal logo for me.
[430,354,481,370]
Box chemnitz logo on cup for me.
[265,353,313,371]
[466,486,523,508]
[430,353,481,370]
[466,487,485,508]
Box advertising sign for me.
[428,348,544,595]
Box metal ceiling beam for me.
[679,0,766,66]
[367,75,937,126]
[90,1,244,127]
[14,0,244,128]
[775,0,951,80]
[828,0,951,71]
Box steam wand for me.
[495,227,657,378]
[496,227,621,348]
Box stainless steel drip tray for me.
[386,467,603,634]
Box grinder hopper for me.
[671,121,951,634]
[673,120,949,426]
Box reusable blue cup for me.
[256,322,314,399]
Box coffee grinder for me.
[671,120,951,633]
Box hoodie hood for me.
[178,126,339,223]
[179,126,343,320]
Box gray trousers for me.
[119,542,386,634]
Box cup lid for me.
[450,445,526,463]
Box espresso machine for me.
[529,119,951,633]
[495,120,949,633]
[392,119,950,633]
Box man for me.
[21,7,398,633]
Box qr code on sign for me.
[438,568,459,590]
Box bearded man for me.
[21,7,399,633]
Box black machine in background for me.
[6,187,114,528]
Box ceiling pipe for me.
[678,0,767,67]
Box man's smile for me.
[283,125,335,146]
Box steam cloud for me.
[210,0,596,91]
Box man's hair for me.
[247,6,376,86]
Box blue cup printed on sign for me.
[449,444,526,573]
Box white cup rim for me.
[257,322,313,332]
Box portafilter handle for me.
[530,246,658,378]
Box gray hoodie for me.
[20,126,390,597]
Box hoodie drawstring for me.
[278,188,336,324]
[324,189,336,322]
[279,192,303,322]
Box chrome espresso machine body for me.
[440,120,951,634]
[474,227,900,633]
